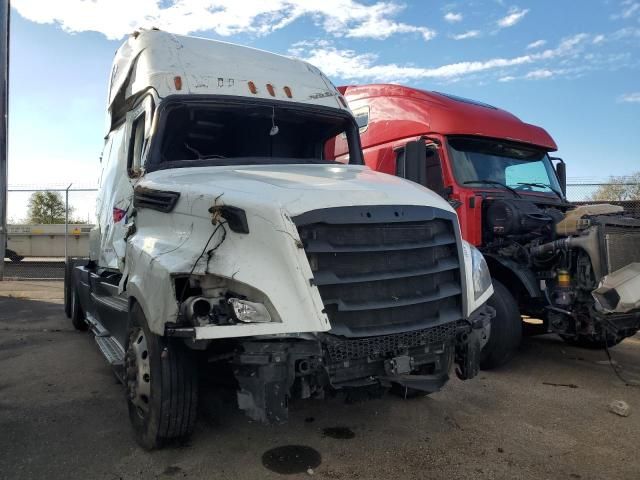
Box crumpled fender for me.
[123,194,330,337]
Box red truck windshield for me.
[447,136,562,196]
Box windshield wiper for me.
[517,182,564,201]
[463,179,521,198]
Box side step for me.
[95,335,126,383]
[85,312,110,337]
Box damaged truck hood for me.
[125,163,457,338]
[140,163,453,217]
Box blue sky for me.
[7,0,640,220]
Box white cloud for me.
[12,0,436,41]
[525,69,553,79]
[623,2,640,17]
[499,76,516,82]
[295,44,533,82]
[612,1,640,19]
[611,26,640,39]
[444,12,463,23]
[526,39,546,49]
[291,34,592,83]
[497,7,529,28]
[592,34,606,44]
[451,30,481,40]
[618,92,640,103]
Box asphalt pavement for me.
[1,281,639,480]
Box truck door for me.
[96,96,154,271]
[396,139,447,198]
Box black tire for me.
[561,334,623,350]
[125,303,198,450]
[64,261,73,318]
[480,279,522,370]
[5,249,23,263]
[70,287,88,331]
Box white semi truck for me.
[65,29,494,449]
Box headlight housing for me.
[463,240,492,300]
[228,298,272,323]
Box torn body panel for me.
[124,163,457,336]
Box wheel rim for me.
[127,328,151,418]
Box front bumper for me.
[598,310,640,339]
[231,305,495,424]
[455,303,494,380]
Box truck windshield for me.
[150,100,359,169]
[447,136,562,196]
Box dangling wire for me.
[269,106,279,136]
[604,340,640,388]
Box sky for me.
[7,0,640,221]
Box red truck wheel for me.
[480,279,522,369]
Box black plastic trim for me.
[312,256,459,286]
[293,204,456,226]
[483,253,541,298]
[293,204,468,337]
[324,282,461,312]
[134,186,180,212]
[302,232,456,253]
[212,205,249,234]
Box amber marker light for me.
[266,83,276,97]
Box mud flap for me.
[455,328,481,380]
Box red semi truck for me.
[332,84,640,368]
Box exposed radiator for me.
[603,228,640,274]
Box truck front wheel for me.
[480,279,522,369]
[125,304,198,450]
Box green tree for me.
[27,191,73,224]
[589,172,640,201]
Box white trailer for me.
[6,224,92,259]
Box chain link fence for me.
[2,181,639,280]
[566,181,640,216]
[3,186,97,281]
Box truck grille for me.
[322,322,457,362]
[294,205,463,337]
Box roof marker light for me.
[266,83,276,97]
[283,86,292,98]
[174,76,182,91]
[248,81,257,94]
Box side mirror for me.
[552,157,567,196]
[396,139,427,186]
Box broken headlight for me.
[228,298,272,323]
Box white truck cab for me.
[65,29,494,449]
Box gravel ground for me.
[1,281,639,480]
